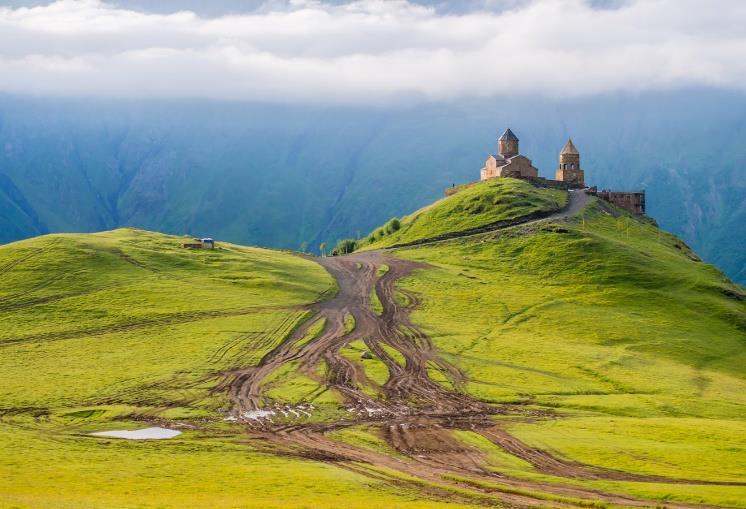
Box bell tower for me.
[498,128,519,158]
[555,138,584,187]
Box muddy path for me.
[222,250,738,508]
[226,252,479,419]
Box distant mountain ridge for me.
[0,90,744,283]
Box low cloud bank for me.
[1,0,745,102]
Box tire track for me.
[1,304,306,348]
[222,217,740,507]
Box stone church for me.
[480,129,539,180]
[480,128,584,188]
[475,128,645,215]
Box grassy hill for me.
[1,182,745,508]
[0,229,458,509]
[387,195,746,507]
[358,178,567,249]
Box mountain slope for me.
[1,183,745,508]
[0,230,457,508]
[1,91,745,284]
[359,178,567,249]
[383,191,746,507]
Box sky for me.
[1,0,745,103]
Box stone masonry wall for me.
[595,191,646,215]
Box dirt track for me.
[226,252,478,419]
[223,197,742,508]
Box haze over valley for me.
[2,90,745,283]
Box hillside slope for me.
[386,193,746,507]
[0,230,460,509]
[358,178,567,249]
[1,92,745,284]
[1,184,745,508]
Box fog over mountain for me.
[1,90,744,283]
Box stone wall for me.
[522,176,571,189]
[500,156,539,179]
[592,190,646,215]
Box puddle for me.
[241,409,275,421]
[90,427,182,440]
[226,405,315,423]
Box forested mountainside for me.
[0,90,744,283]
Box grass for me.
[294,315,326,350]
[0,419,467,509]
[358,178,566,249]
[262,360,343,417]
[344,312,356,334]
[391,198,746,507]
[0,229,333,412]
[510,416,746,482]
[451,430,534,472]
[328,424,403,458]
[341,339,390,388]
[4,181,746,508]
[442,474,610,508]
[0,228,475,509]
[370,286,384,315]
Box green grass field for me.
[392,197,746,507]
[2,180,745,508]
[0,229,471,509]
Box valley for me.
[1,92,745,285]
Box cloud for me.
[0,0,745,103]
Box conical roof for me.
[499,128,519,142]
[560,138,579,155]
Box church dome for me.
[560,138,579,155]
[499,128,519,142]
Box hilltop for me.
[357,178,568,249]
[1,183,745,508]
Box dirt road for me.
[227,251,479,420]
[222,194,739,508]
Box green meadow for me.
[0,229,465,508]
[392,192,746,507]
[0,229,333,412]
[2,179,745,508]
